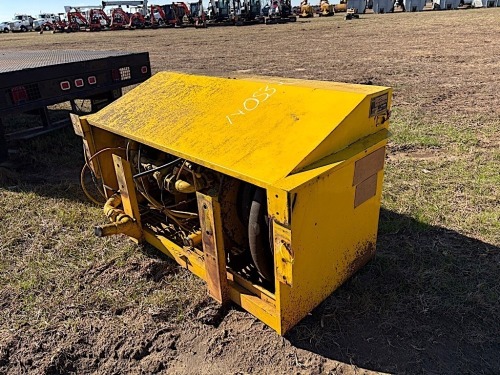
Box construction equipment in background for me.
[237,0,264,25]
[403,0,425,11]
[298,0,315,17]
[171,2,195,26]
[344,7,360,18]
[37,14,68,32]
[33,13,61,31]
[158,5,180,26]
[73,72,392,335]
[346,0,366,14]
[334,0,348,12]
[109,8,146,29]
[155,3,193,27]
[88,8,110,30]
[102,0,149,15]
[318,0,335,16]
[432,0,460,8]
[189,1,208,27]
[150,4,167,27]
[65,7,90,31]
[372,0,393,12]
[265,0,297,24]
[110,7,130,28]
[206,0,232,25]
[128,11,147,28]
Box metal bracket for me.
[274,222,293,287]
[112,154,142,242]
[196,192,229,305]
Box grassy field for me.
[1,8,499,374]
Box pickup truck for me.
[0,21,10,32]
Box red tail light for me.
[60,81,71,90]
[74,78,84,88]
[11,86,28,105]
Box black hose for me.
[248,187,274,282]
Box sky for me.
[0,0,331,22]
[0,1,71,22]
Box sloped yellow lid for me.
[86,72,390,186]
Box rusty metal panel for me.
[197,193,229,305]
[112,155,142,230]
[274,222,293,287]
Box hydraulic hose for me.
[94,193,142,239]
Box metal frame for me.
[0,51,150,163]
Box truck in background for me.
[9,14,34,32]
[33,13,61,31]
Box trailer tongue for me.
[0,50,150,163]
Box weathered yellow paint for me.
[85,72,390,188]
[273,222,293,287]
[80,72,392,335]
[96,192,142,240]
[196,192,230,304]
[278,143,388,332]
[113,156,142,227]
[144,230,207,280]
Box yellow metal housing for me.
[299,4,314,17]
[320,2,335,15]
[75,72,392,335]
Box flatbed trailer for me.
[0,50,151,163]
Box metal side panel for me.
[277,140,387,334]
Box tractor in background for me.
[299,0,315,17]
[319,0,335,15]
[265,0,296,24]
[88,9,110,30]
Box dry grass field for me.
[1,8,499,374]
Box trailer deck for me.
[0,50,151,162]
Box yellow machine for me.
[334,0,348,12]
[299,2,314,17]
[73,72,392,335]
[319,0,335,15]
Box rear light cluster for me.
[60,76,97,91]
[112,67,131,82]
[10,84,41,105]
[9,65,149,106]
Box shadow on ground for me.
[2,116,499,374]
[1,120,88,201]
[287,209,500,374]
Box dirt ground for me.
[1,8,499,375]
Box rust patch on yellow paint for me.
[348,241,376,277]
